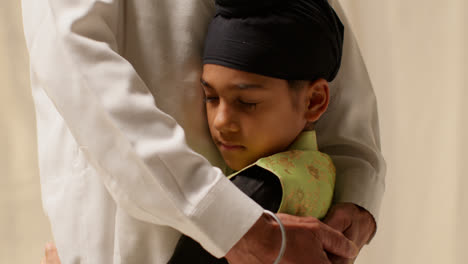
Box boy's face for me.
[201,64,310,171]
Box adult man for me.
[23,0,385,263]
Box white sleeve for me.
[317,0,386,221]
[22,0,263,257]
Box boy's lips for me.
[216,140,245,150]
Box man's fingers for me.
[319,222,358,259]
[323,205,354,232]
[329,254,354,264]
[276,213,358,261]
[277,213,358,258]
[277,213,318,224]
[342,225,360,247]
[45,243,61,264]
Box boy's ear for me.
[303,78,329,123]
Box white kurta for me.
[21,0,385,263]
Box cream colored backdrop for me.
[1,0,466,263]
[341,1,468,263]
[0,1,53,263]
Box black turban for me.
[203,0,344,82]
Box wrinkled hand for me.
[226,212,358,264]
[40,243,61,264]
[324,203,377,264]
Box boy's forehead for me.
[201,64,286,91]
[201,77,265,90]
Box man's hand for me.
[40,243,61,264]
[324,203,377,264]
[226,213,358,264]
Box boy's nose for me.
[213,103,240,133]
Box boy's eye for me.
[203,96,219,103]
[237,99,258,110]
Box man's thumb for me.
[320,224,358,259]
[323,208,352,232]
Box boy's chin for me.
[225,161,246,172]
[224,158,253,172]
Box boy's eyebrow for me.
[200,78,264,90]
[200,78,212,89]
[234,83,264,90]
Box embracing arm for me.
[315,3,386,262]
[22,0,263,257]
[317,0,386,224]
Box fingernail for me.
[46,242,54,251]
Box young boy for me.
[169,0,344,262]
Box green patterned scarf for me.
[229,131,335,219]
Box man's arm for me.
[318,0,386,224]
[317,0,386,264]
[22,0,263,257]
[316,2,386,262]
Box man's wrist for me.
[226,212,279,263]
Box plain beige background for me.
[1,0,467,263]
